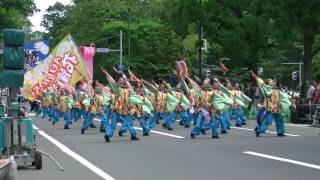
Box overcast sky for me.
[29,0,73,32]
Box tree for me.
[273,0,320,84]
[40,0,320,88]
[0,0,38,32]
[42,0,182,82]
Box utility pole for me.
[120,30,123,67]
[198,0,202,80]
[128,0,131,69]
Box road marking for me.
[32,114,298,137]
[243,151,320,170]
[230,127,300,137]
[32,125,116,180]
[247,121,310,128]
[94,118,185,139]
[31,113,310,129]
[285,123,310,128]
[147,128,185,139]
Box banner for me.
[24,40,50,72]
[79,46,95,79]
[22,34,90,100]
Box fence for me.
[0,156,17,180]
[291,103,320,126]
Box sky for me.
[29,0,73,32]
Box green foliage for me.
[40,0,320,89]
[0,0,38,36]
[42,0,183,82]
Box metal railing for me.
[0,156,17,180]
[292,103,320,126]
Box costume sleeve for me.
[142,97,153,116]
[256,77,272,97]
[129,91,144,105]
[220,84,231,97]
[181,94,191,111]
[166,93,179,113]
[280,92,292,117]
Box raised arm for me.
[142,79,158,92]
[250,70,258,81]
[251,70,265,87]
[213,78,231,97]
[180,78,189,94]
[151,80,159,89]
[101,66,116,83]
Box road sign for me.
[96,48,109,53]
[0,49,3,54]
[118,64,125,72]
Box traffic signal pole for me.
[282,62,303,91]
[95,30,124,71]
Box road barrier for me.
[292,104,320,126]
[0,156,17,180]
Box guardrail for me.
[0,157,17,180]
[291,104,320,125]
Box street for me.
[18,115,320,180]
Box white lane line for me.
[94,118,185,139]
[179,119,301,136]
[230,127,300,137]
[247,121,310,128]
[243,151,320,170]
[285,123,310,128]
[31,114,298,137]
[148,128,185,139]
[32,125,116,180]
[32,125,39,130]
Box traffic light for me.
[201,39,208,52]
[0,29,25,88]
[292,71,299,81]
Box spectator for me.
[284,86,289,93]
[288,88,293,97]
[312,85,320,104]
[306,81,315,103]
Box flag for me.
[128,70,141,82]
[219,61,229,75]
[22,34,90,101]
[24,40,50,72]
[176,61,188,79]
[79,46,95,79]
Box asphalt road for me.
[17,115,320,180]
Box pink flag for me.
[79,46,95,79]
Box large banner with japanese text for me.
[22,34,90,100]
